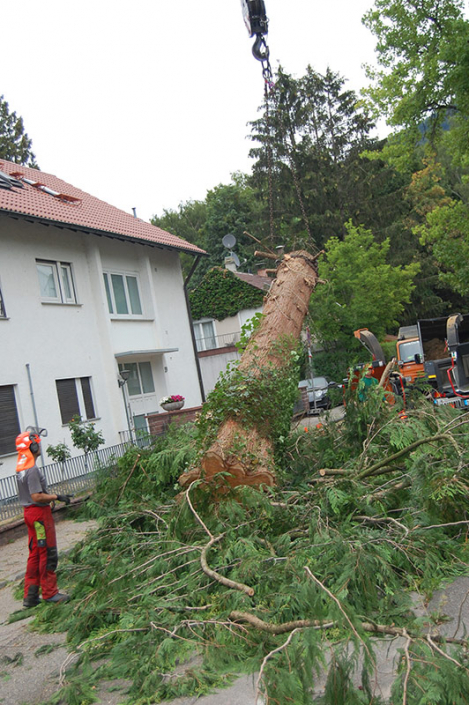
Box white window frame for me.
[36,259,77,304]
[193,319,217,352]
[103,271,143,317]
[118,362,155,397]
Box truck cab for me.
[396,325,424,384]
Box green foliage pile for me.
[30,393,469,705]
[189,267,265,322]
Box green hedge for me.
[189,267,265,321]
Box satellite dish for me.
[222,233,237,249]
[231,252,241,268]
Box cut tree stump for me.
[180,250,320,491]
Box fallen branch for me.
[201,536,255,597]
[229,610,332,634]
[186,482,255,597]
[357,434,452,480]
[304,566,376,668]
[402,629,412,705]
[229,613,468,646]
[415,520,469,532]
[256,628,301,705]
[354,515,409,536]
[377,358,397,389]
[116,453,141,502]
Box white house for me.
[0,160,206,479]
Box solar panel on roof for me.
[0,170,24,190]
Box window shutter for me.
[0,385,21,455]
[81,377,96,420]
[56,379,80,424]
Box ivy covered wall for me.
[189,268,265,321]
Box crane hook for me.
[252,34,270,62]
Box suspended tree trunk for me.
[180,251,320,490]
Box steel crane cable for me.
[245,2,315,251]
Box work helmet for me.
[16,431,40,453]
[15,427,46,472]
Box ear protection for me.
[29,435,39,454]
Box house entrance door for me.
[118,361,158,433]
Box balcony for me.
[195,331,240,352]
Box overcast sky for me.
[2,0,381,224]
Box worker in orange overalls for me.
[15,429,71,607]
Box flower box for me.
[161,401,185,412]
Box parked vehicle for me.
[297,376,337,412]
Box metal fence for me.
[0,432,156,523]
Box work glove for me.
[56,494,72,505]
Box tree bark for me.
[180,251,319,490]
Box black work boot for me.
[23,584,40,608]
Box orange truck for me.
[395,325,424,384]
[355,315,469,408]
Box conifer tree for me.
[0,95,38,167]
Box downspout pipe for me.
[184,256,206,403]
[26,363,45,467]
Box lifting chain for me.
[241,0,275,240]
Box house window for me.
[194,320,216,351]
[56,377,96,424]
[0,385,21,455]
[36,260,77,304]
[118,362,155,396]
[103,272,142,315]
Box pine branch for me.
[304,566,376,668]
[256,628,301,705]
[116,453,141,502]
[356,434,452,480]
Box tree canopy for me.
[363,0,469,150]
[307,221,419,377]
[363,0,469,298]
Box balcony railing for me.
[196,331,240,352]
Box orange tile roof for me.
[0,160,206,256]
